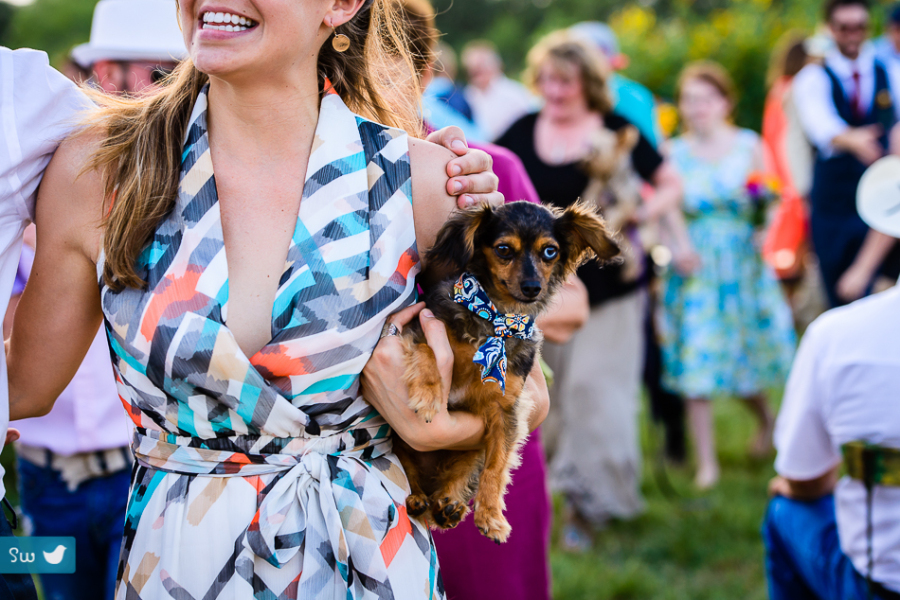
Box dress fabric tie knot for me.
[132,427,400,571]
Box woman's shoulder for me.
[45,125,108,211]
[664,134,690,156]
[735,127,760,145]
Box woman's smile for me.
[194,5,260,42]
[201,10,258,31]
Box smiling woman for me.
[5,0,518,598]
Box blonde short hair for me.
[524,30,614,115]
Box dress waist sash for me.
[131,426,401,569]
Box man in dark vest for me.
[793,0,900,307]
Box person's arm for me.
[771,318,842,498]
[836,230,898,302]
[792,65,856,157]
[769,466,839,500]
[637,160,683,222]
[536,276,589,345]
[7,133,106,421]
[832,126,884,166]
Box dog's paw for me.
[408,385,442,424]
[473,504,511,544]
[431,496,470,529]
[406,493,431,517]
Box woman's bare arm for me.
[8,134,106,420]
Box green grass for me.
[550,399,776,600]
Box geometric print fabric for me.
[100,86,444,599]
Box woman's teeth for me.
[201,12,256,31]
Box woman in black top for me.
[495,31,684,550]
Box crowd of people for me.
[2,0,900,598]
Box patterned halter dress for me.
[101,87,444,599]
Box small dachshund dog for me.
[393,199,619,543]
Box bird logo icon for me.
[42,545,66,565]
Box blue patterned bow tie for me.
[452,273,535,394]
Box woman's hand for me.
[672,247,702,276]
[836,262,873,303]
[360,302,485,452]
[425,126,502,209]
[536,276,589,345]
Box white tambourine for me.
[857,155,900,238]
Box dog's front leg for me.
[402,337,444,423]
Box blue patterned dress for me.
[660,129,796,399]
[101,87,444,599]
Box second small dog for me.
[393,199,619,542]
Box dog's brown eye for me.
[495,245,513,259]
[542,246,559,261]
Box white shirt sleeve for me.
[773,318,842,480]
[792,64,850,157]
[887,60,900,122]
[0,47,91,222]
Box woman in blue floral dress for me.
[661,62,796,489]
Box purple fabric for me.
[431,139,551,600]
[432,431,552,600]
[470,141,541,205]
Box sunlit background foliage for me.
[2,0,895,130]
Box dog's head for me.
[425,200,620,313]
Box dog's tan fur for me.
[393,200,619,542]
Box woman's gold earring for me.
[332,26,350,53]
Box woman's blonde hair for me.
[89,0,422,290]
[676,60,737,116]
[523,30,614,115]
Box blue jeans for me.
[0,500,38,600]
[17,457,130,600]
[763,494,896,600]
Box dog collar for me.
[452,273,535,394]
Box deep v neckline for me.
[209,139,316,361]
[187,87,351,365]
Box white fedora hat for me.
[71,0,187,68]
[857,155,900,237]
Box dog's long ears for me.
[424,204,493,274]
[555,198,621,275]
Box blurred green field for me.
[550,397,776,600]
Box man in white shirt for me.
[461,41,540,142]
[0,46,91,600]
[792,0,900,308]
[763,158,900,599]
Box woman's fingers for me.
[418,309,453,400]
[385,302,426,332]
[425,126,469,156]
[445,148,500,209]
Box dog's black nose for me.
[521,280,542,299]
